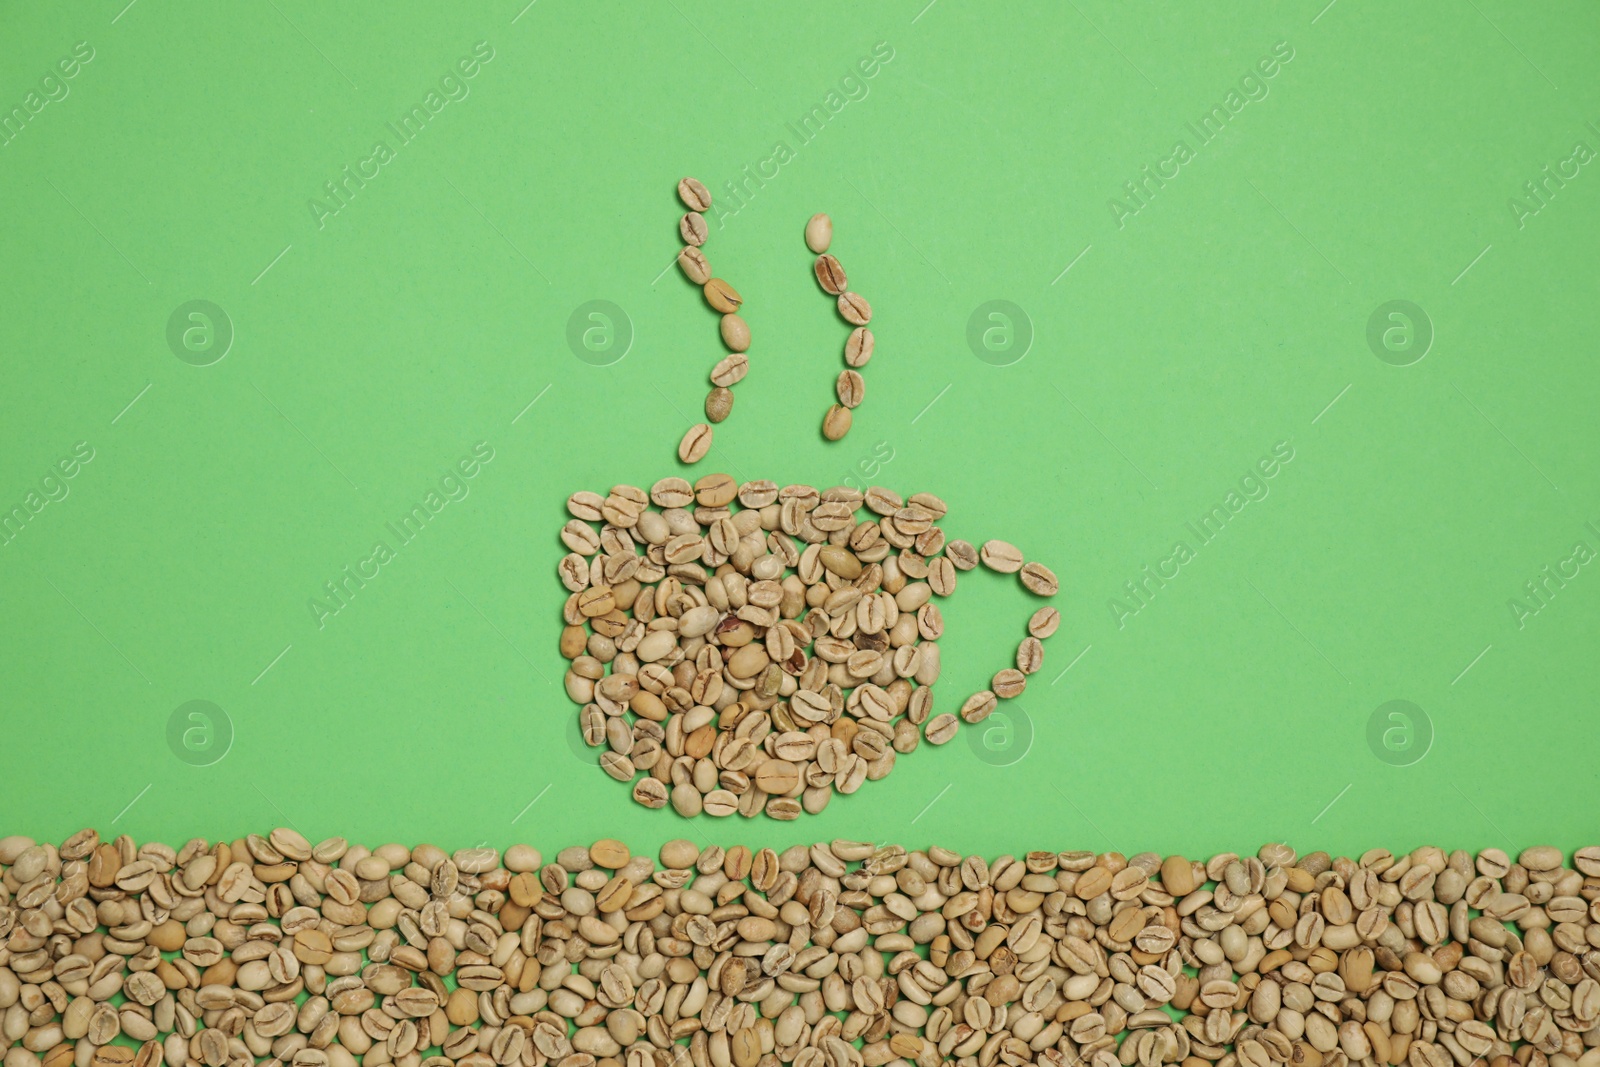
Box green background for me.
[2,0,1596,861]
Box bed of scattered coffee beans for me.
[804,214,873,444]
[559,478,1059,818]
[674,178,749,467]
[4,831,1598,1067]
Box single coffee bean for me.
[678,177,712,212]
[632,778,668,808]
[837,370,865,408]
[678,246,711,284]
[720,314,750,352]
[680,212,709,247]
[960,691,997,723]
[925,713,959,744]
[679,424,713,464]
[704,279,742,313]
[822,404,852,441]
[1020,561,1059,596]
[705,388,734,424]
[945,540,979,571]
[980,540,1024,573]
[754,760,800,794]
[702,790,738,817]
[1016,637,1043,674]
[837,292,871,325]
[815,255,848,295]
[710,352,749,387]
[694,473,737,507]
[844,326,874,368]
[1028,607,1061,639]
[992,669,1027,699]
[805,213,832,253]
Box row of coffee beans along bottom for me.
[1,833,1597,1067]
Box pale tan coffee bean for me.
[567,491,605,521]
[706,388,734,424]
[671,784,703,817]
[960,691,997,723]
[558,554,590,592]
[819,545,862,579]
[678,246,711,284]
[1028,606,1060,639]
[844,326,874,368]
[738,479,779,507]
[560,520,601,555]
[720,314,750,352]
[599,752,634,781]
[1020,561,1059,596]
[702,790,738,817]
[928,557,956,597]
[925,713,959,745]
[1016,637,1043,674]
[945,540,978,570]
[711,352,749,387]
[577,586,614,617]
[766,797,801,820]
[993,669,1026,698]
[1519,845,1561,870]
[822,404,852,441]
[632,778,668,808]
[864,486,902,514]
[680,212,709,247]
[980,540,1024,573]
[805,213,832,253]
[704,278,742,313]
[678,177,712,212]
[679,424,713,464]
[651,477,694,508]
[837,370,865,409]
[815,255,847,295]
[837,292,871,325]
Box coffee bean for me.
[706,388,734,423]
[704,279,742,313]
[1016,637,1043,674]
[837,370,865,408]
[945,540,979,570]
[805,213,832,253]
[711,352,749,387]
[815,255,848,295]
[980,540,1024,573]
[960,690,997,723]
[1027,606,1060,639]
[992,668,1026,699]
[678,177,712,212]
[925,713,959,744]
[678,246,711,284]
[720,314,750,352]
[822,404,853,441]
[844,326,874,368]
[679,424,713,464]
[1020,561,1058,596]
[680,212,709,247]
[837,292,872,325]
[694,473,737,507]
[703,790,738,817]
